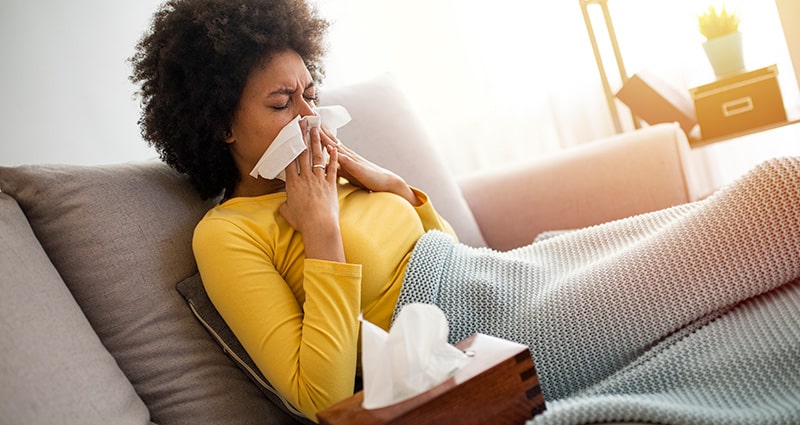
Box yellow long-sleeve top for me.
[192,182,456,420]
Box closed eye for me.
[268,82,316,110]
[272,95,317,110]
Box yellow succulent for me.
[698,4,740,40]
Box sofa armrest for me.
[458,123,700,251]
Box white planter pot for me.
[703,31,746,78]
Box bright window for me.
[315,0,799,176]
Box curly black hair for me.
[130,0,329,199]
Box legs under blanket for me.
[396,157,800,425]
[538,277,800,425]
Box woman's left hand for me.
[319,127,421,206]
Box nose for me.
[296,96,316,118]
[296,97,316,134]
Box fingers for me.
[311,127,340,182]
[289,127,330,179]
[319,126,338,148]
[309,127,327,173]
[325,144,339,182]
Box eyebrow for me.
[267,81,315,97]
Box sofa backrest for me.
[320,74,487,248]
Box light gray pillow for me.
[0,192,153,425]
[320,74,488,248]
[0,162,300,425]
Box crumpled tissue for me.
[360,303,471,409]
[249,105,351,181]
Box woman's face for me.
[226,49,317,177]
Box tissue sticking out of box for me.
[360,303,471,409]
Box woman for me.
[131,0,800,424]
[131,0,457,418]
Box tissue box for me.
[689,65,787,140]
[316,333,545,425]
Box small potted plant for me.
[698,4,745,78]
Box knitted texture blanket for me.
[395,157,800,425]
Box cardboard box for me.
[690,65,787,140]
[615,70,697,135]
[316,333,546,425]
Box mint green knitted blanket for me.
[396,157,800,425]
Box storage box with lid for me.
[690,65,787,140]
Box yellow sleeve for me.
[410,187,459,242]
[193,217,362,421]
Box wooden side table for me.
[687,110,800,197]
[688,111,800,148]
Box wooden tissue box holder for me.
[316,333,546,425]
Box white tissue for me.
[315,104,351,137]
[248,105,351,181]
[360,303,471,409]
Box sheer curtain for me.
[314,0,799,177]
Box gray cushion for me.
[320,74,488,248]
[176,274,315,425]
[0,162,300,425]
[0,192,152,425]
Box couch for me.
[0,75,700,425]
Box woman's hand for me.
[280,127,346,263]
[319,127,421,207]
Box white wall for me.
[2,1,799,168]
[0,0,162,166]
